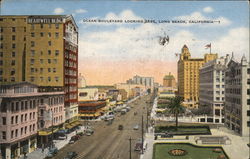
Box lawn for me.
[153,143,229,159]
[155,125,211,135]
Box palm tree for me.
[166,96,185,129]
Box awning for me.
[65,121,81,129]
[78,112,101,117]
[38,128,59,136]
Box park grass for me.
[153,143,229,159]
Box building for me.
[0,15,78,123]
[127,75,154,92]
[224,55,250,136]
[199,55,230,123]
[78,101,106,120]
[78,87,98,101]
[115,83,147,99]
[78,73,86,88]
[0,82,65,159]
[163,72,176,88]
[177,45,217,108]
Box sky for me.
[1,0,249,85]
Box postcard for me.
[0,0,249,159]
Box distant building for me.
[199,55,230,123]
[78,101,106,120]
[127,75,154,92]
[163,72,176,88]
[0,15,79,123]
[78,73,86,88]
[178,45,217,108]
[224,55,250,136]
[115,83,146,99]
[0,82,65,159]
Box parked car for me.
[45,147,58,158]
[133,125,139,130]
[63,151,78,159]
[69,135,80,144]
[118,125,123,130]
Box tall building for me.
[127,75,154,92]
[163,72,176,88]
[178,45,217,108]
[0,82,65,159]
[224,55,250,136]
[199,55,230,123]
[0,15,78,122]
[78,73,86,88]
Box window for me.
[12,52,15,57]
[30,59,35,65]
[248,99,250,105]
[248,69,250,74]
[40,24,43,29]
[31,68,35,73]
[55,24,59,29]
[0,60,2,66]
[12,27,15,32]
[25,126,27,134]
[48,59,51,64]
[0,27,3,32]
[15,115,18,124]
[48,77,51,82]
[53,59,57,64]
[12,35,15,41]
[31,50,35,56]
[31,32,35,37]
[25,114,27,121]
[40,32,44,37]
[55,32,59,38]
[40,77,43,82]
[2,117,6,125]
[0,35,3,40]
[12,43,16,49]
[40,68,43,73]
[11,116,14,124]
[21,128,23,135]
[48,50,51,55]
[216,97,220,101]
[10,69,15,75]
[2,131,6,139]
[0,43,3,49]
[55,77,59,82]
[247,110,250,116]
[0,52,2,57]
[30,76,35,82]
[40,59,43,64]
[53,68,56,73]
[216,85,220,88]
[48,68,51,72]
[21,115,23,122]
[31,42,36,48]
[11,60,15,66]
[24,27,26,32]
[12,18,15,21]
[48,41,51,46]
[55,50,59,56]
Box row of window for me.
[11,124,36,139]
[31,50,60,56]
[31,67,57,73]
[30,32,60,38]
[0,51,16,57]
[30,76,60,82]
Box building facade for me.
[0,15,78,122]
[163,72,176,88]
[224,55,250,136]
[199,55,230,123]
[177,45,217,108]
[127,75,154,92]
[0,82,64,159]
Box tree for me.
[166,96,185,129]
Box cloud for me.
[175,11,231,27]
[53,8,64,14]
[75,9,87,14]
[203,7,214,13]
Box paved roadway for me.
[52,94,154,159]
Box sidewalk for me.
[19,125,86,159]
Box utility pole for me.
[146,107,149,133]
[141,115,144,154]
[129,137,132,159]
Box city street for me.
[53,94,155,159]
